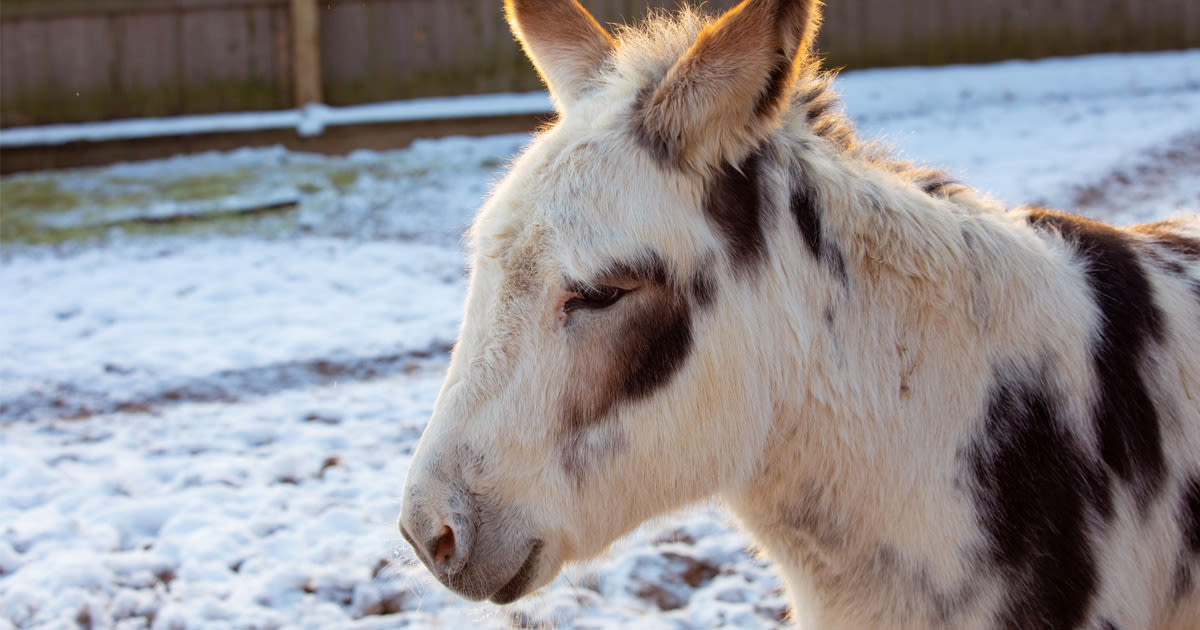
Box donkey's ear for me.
[505,0,615,109]
[637,0,821,170]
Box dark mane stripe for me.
[704,147,770,276]
[790,165,848,284]
[1177,475,1200,598]
[1184,476,1200,554]
[1027,209,1167,505]
[1133,221,1200,260]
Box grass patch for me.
[1,179,80,213]
[0,170,289,245]
[158,173,252,203]
[329,169,361,193]
[4,204,299,246]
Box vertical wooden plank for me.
[942,0,966,64]
[367,0,403,101]
[0,19,39,126]
[272,2,294,109]
[183,8,234,110]
[291,0,322,105]
[117,12,179,117]
[1187,0,1200,48]
[28,15,49,121]
[172,6,187,116]
[0,21,20,124]
[247,7,273,82]
[389,0,418,93]
[912,0,939,64]
[323,0,369,104]
[430,0,456,82]
[840,0,865,65]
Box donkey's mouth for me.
[489,540,544,604]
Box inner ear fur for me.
[636,0,822,171]
[505,0,615,109]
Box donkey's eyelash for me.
[564,286,628,312]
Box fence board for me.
[2,0,1197,128]
[3,0,285,19]
[291,0,322,104]
[116,12,181,118]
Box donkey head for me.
[400,0,822,602]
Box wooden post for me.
[291,0,322,106]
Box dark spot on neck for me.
[1182,476,1200,554]
[1027,209,1167,506]
[791,164,848,286]
[964,365,1109,630]
[705,147,769,276]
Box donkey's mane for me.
[611,7,968,199]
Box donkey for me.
[399,0,1200,627]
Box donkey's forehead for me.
[475,122,714,283]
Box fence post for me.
[291,0,323,106]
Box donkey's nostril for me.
[399,493,475,579]
[433,526,456,566]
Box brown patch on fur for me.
[505,0,614,104]
[705,144,770,275]
[1028,209,1168,507]
[560,254,712,480]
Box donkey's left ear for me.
[637,0,822,170]
[505,0,615,109]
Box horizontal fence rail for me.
[3,0,1198,128]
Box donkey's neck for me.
[719,133,1035,625]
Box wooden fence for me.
[3,0,1198,128]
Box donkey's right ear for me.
[636,0,821,171]
[505,0,614,109]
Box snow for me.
[2,50,1199,630]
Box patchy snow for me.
[2,50,1199,630]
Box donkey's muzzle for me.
[399,474,545,602]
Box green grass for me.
[157,173,253,202]
[0,170,292,246]
[328,169,361,193]
[1,179,80,213]
[0,152,472,246]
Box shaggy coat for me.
[400,1,1200,628]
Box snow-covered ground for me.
[2,50,1199,630]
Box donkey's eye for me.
[565,286,628,312]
